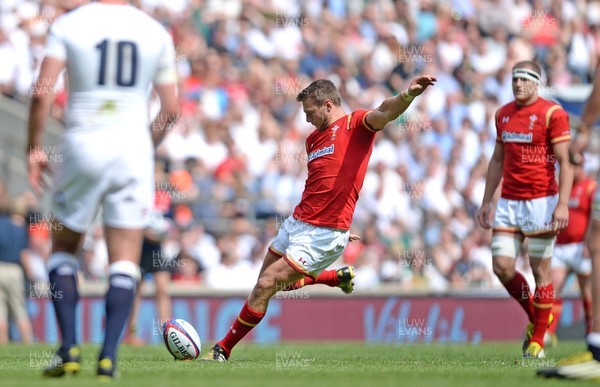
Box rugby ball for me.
[163,319,201,360]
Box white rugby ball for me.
[163,319,201,361]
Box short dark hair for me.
[512,60,542,78]
[296,79,342,106]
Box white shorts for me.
[493,195,558,237]
[269,216,349,278]
[552,242,591,275]
[51,130,154,233]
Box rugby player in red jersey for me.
[476,60,573,358]
[202,76,436,361]
[538,60,600,380]
[547,154,595,345]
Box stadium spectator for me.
[448,234,492,289]
[0,198,33,343]
[1,0,600,294]
[203,242,258,291]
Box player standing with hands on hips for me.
[202,75,436,362]
[476,60,573,359]
[27,0,179,379]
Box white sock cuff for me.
[48,252,79,274]
[587,332,600,347]
[108,260,141,282]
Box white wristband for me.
[402,90,415,102]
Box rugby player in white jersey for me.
[27,0,179,380]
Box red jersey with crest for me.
[495,97,570,200]
[293,109,376,230]
[556,177,597,244]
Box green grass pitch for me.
[1,342,597,386]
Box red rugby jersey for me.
[293,109,376,230]
[556,177,597,244]
[495,97,570,200]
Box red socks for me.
[217,301,265,357]
[531,283,554,346]
[502,272,535,322]
[548,298,562,334]
[583,297,593,334]
[549,296,592,335]
[284,270,339,291]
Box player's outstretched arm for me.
[476,141,504,230]
[27,56,65,194]
[365,75,436,130]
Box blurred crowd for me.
[1,0,600,293]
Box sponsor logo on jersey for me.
[502,132,533,143]
[307,144,335,162]
[502,116,509,123]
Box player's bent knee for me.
[255,276,276,293]
[528,237,554,259]
[492,265,516,282]
[491,234,521,258]
[492,255,517,281]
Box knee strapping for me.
[491,235,522,258]
[47,252,79,274]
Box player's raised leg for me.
[43,222,84,377]
[274,241,354,294]
[202,254,304,362]
[96,226,143,380]
[283,266,355,293]
[280,234,360,294]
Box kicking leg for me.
[203,257,303,361]
[280,235,360,293]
